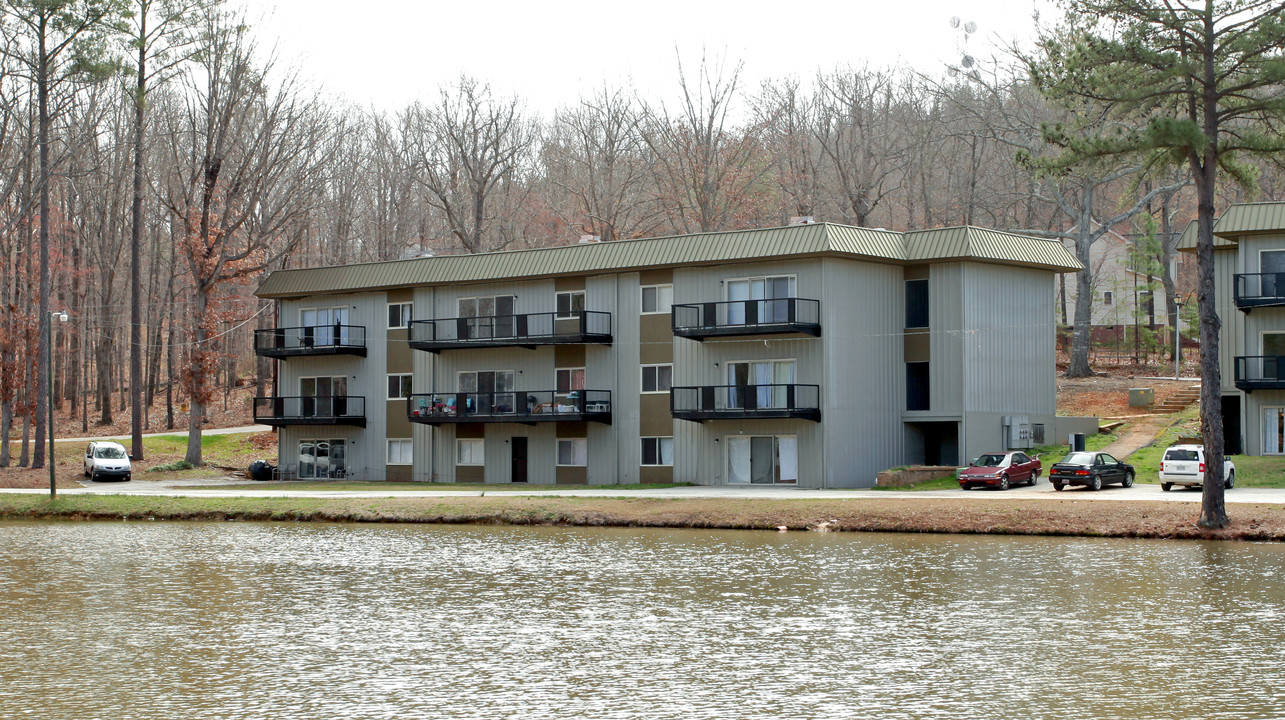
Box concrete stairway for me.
[1154,385,1201,414]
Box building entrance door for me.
[511,437,528,483]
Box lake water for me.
[2,522,1283,719]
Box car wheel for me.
[124,474,131,482]
[1053,482,1064,491]
[999,476,1010,491]
[961,483,972,491]
[83,467,90,477]
[1225,471,1235,490]
[90,469,97,482]
[1122,472,1134,488]
[1161,483,1172,491]
[1030,469,1040,486]
[1089,475,1102,491]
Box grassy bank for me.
[2,494,1282,542]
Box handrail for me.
[1235,355,1285,386]
[672,298,820,331]
[1234,273,1285,304]
[670,383,820,413]
[254,325,367,351]
[409,310,612,344]
[253,395,367,420]
[408,389,612,420]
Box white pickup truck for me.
[1159,444,1234,492]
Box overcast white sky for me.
[250,0,1059,116]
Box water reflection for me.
[2,522,1284,719]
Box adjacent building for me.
[1179,202,1285,456]
[253,222,1089,487]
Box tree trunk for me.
[1195,165,1227,529]
[184,286,208,465]
[1066,233,1095,377]
[33,17,50,469]
[129,16,147,461]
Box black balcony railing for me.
[254,325,367,358]
[670,384,821,422]
[1234,273,1285,311]
[671,298,821,339]
[408,311,612,352]
[407,390,612,425]
[253,396,367,427]
[1235,356,1285,391]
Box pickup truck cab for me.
[1159,444,1233,492]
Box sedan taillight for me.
[1075,470,1089,475]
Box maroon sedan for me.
[958,451,1041,490]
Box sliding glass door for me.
[727,435,799,484]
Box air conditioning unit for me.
[579,234,601,244]
[789,216,815,226]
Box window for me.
[299,376,349,418]
[727,276,796,324]
[1102,291,1113,306]
[299,306,349,346]
[387,374,412,400]
[641,437,673,466]
[641,364,673,393]
[457,438,485,465]
[641,284,673,314]
[1262,250,1285,296]
[459,370,516,414]
[557,291,586,318]
[727,435,797,484]
[458,295,516,338]
[905,279,929,329]
[726,360,794,408]
[387,439,413,465]
[906,362,930,411]
[556,367,585,404]
[387,302,413,329]
[298,439,346,479]
[557,438,587,466]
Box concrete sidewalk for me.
[4,477,1281,505]
[10,425,272,444]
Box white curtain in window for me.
[728,437,751,483]
[1265,408,1285,454]
[777,437,798,483]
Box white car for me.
[1159,444,1233,491]
[84,441,132,482]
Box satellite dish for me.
[950,16,961,28]
[964,20,977,34]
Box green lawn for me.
[1122,406,1285,487]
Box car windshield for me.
[1061,452,1094,465]
[94,447,126,459]
[975,454,1006,467]
[1164,449,1199,461]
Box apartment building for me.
[253,222,1091,488]
[1179,201,1285,456]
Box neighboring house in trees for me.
[1057,227,1195,345]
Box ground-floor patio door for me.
[299,439,346,479]
[727,435,798,484]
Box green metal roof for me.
[257,222,1083,299]
[1177,202,1285,252]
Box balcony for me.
[408,311,612,352]
[253,396,367,427]
[671,298,821,339]
[670,384,821,422]
[1234,273,1285,311]
[407,390,612,425]
[254,325,367,359]
[1235,356,1285,391]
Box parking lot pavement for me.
[1,478,1281,504]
